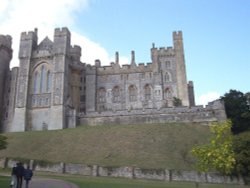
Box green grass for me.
[1,173,248,188]
[60,175,247,188]
[0,123,211,170]
[0,176,10,187]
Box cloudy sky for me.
[0,0,249,106]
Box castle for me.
[0,28,226,132]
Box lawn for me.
[1,174,248,188]
[0,123,211,170]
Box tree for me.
[191,120,235,175]
[233,131,250,183]
[221,90,250,134]
[173,97,182,107]
[0,134,7,150]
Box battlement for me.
[0,35,12,49]
[20,28,38,41]
[86,64,97,72]
[70,45,81,54]
[54,27,71,37]
[95,60,154,75]
[157,46,175,56]
[70,45,81,61]
[173,31,183,40]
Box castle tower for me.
[173,31,189,106]
[50,27,71,129]
[0,35,12,129]
[11,29,38,132]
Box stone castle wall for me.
[79,100,227,126]
[0,28,226,132]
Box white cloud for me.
[0,0,117,68]
[197,92,221,106]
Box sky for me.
[0,0,249,106]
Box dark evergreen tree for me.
[221,90,250,134]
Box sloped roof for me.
[37,36,53,51]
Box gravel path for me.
[26,178,79,188]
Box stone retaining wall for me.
[0,158,244,185]
[79,101,227,126]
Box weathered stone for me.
[0,27,226,132]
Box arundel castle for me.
[0,28,226,132]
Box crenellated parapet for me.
[157,47,175,57]
[0,35,12,58]
[70,45,81,61]
[173,31,183,40]
[54,27,71,37]
[96,61,154,75]
[20,30,38,42]
[53,27,71,55]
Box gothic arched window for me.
[112,86,120,103]
[144,84,151,100]
[33,71,40,94]
[129,85,137,102]
[33,63,52,94]
[40,65,46,93]
[46,70,51,92]
[98,87,106,103]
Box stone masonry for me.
[0,27,226,132]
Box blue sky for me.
[0,0,249,105]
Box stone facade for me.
[0,27,226,132]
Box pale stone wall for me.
[1,28,227,132]
[79,100,227,126]
[29,108,52,131]
[1,158,244,185]
[0,35,12,130]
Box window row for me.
[97,85,173,103]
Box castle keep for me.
[0,28,226,132]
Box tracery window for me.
[33,63,52,94]
[46,71,51,92]
[144,84,151,100]
[112,86,120,103]
[33,71,40,94]
[129,85,137,102]
[98,87,106,103]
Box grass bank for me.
[0,123,210,170]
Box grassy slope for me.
[0,123,210,170]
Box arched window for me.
[98,87,106,103]
[165,72,171,82]
[46,70,51,92]
[129,85,137,102]
[33,63,52,94]
[144,84,151,100]
[33,71,39,94]
[40,65,45,93]
[112,86,120,103]
[164,88,172,99]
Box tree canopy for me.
[233,131,250,182]
[221,89,250,134]
[191,120,235,175]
